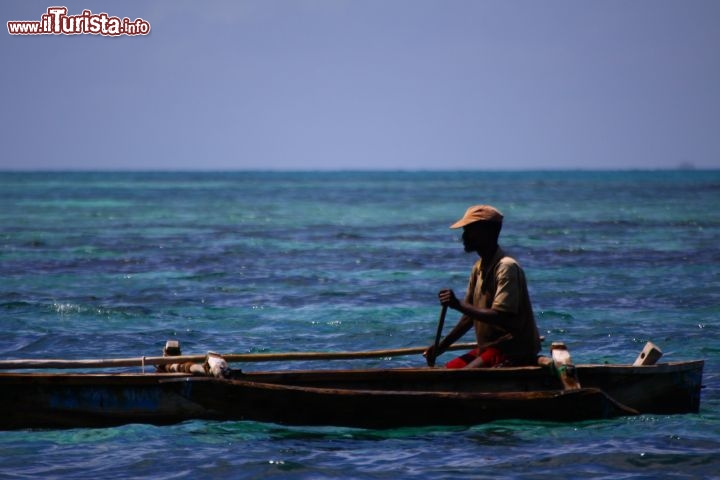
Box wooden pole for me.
[0,342,478,370]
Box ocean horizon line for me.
[1,167,717,174]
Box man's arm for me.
[439,289,521,330]
[424,314,473,360]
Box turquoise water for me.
[1,171,719,479]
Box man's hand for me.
[438,289,461,310]
[422,345,437,366]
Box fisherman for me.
[424,205,541,368]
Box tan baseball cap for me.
[450,205,504,229]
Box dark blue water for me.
[1,171,719,479]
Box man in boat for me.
[425,205,541,368]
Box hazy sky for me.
[2,0,719,170]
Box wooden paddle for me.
[426,305,448,367]
[0,340,478,370]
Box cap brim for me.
[449,218,474,229]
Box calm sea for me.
[1,171,719,479]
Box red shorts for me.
[446,347,506,368]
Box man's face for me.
[461,222,496,253]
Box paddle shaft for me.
[428,305,448,367]
[0,341,478,370]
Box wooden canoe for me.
[0,359,703,430]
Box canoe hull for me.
[0,360,703,430]
[0,374,217,429]
[236,360,704,415]
[196,380,632,429]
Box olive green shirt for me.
[464,246,541,362]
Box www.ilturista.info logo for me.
[7,7,150,36]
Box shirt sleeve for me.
[491,259,520,314]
